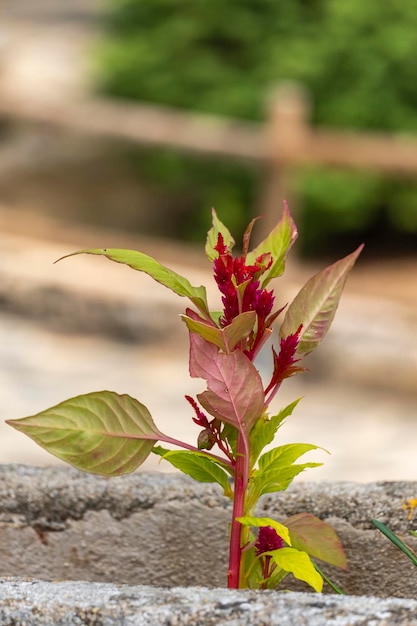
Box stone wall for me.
[0,466,416,598]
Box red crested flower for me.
[255,526,284,556]
[213,233,275,356]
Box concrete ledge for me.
[0,466,417,599]
[1,578,417,626]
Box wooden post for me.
[257,82,310,239]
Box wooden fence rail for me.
[1,83,417,234]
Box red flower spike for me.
[265,324,305,395]
[255,526,284,556]
[185,395,210,428]
[214,232,228,255]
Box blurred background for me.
[0,0,416,481]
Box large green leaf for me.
[56,248,209,315]
[7,391,162,476]
[246,202,298,286]
[279,245,363,355]
[182,310,256,352]
[154,448,232,495]
[249,399,301,468]
[286,513,348,570]
[269,547,323,592]
[205,208,235,261]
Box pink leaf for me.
[286,512,348,570]
[279,245,363,355]
[190,336,265,433]
[189,331,220,379]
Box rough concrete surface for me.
[0,467,417,599]
[1,578,417,626]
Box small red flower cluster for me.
[255,526,284,556]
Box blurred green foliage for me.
[96,0,417,253]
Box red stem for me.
[227,431,248,588]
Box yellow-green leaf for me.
[56,248,209,315]
[237,516,292,546]
[156,449,232,495]
[205,208,235,261]
[7,391,162,476]
[246,201,297,285]
[182,311,256,352]
[270,547,323,592]
[258,443,323,474]
[249,399,301,468]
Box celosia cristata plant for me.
[8,205,362,591]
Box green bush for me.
[96,0,417,253]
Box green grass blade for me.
[372,519,417,567]
[313,563,346,595]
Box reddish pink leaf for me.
[189,334,264,432]
[280,245,363,355]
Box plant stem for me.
[227,431,248,588]
[159,434,233,469]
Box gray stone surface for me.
[1,578,417,626]
[0,467,417,598]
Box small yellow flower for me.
[402,498,417,521]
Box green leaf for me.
[249,399,301,468]
[56,248,209,315]
[221,422,238,457]
[258,443,323,474]
[286,513,348,570]
[7,391,162,476]
[182,311,256,352]
[269,547,323,592]
[181,315,224,349]
[205,208,235,261]
[247,444,323,505]
[156,449,233,495]
[237,515,292,546]
[279,245,363,355]
[251,463,322,498]
[246,201,298,286]
[152,445,171,457]
[261,563,289,590]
